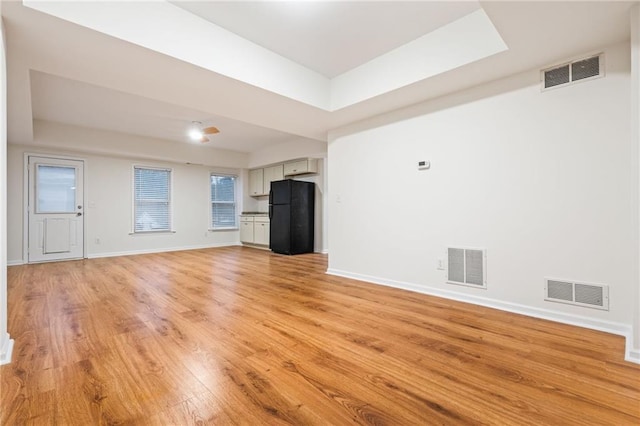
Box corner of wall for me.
[630,2,640,367]
[0,13,13,366]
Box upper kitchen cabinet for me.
[284,159,318,177]
[249,159,318,198]
[263,165,284,195]
[249,168,264,197]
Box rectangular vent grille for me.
[571,56,600,81]
[544,65,570,88]
[447,247,486,289]
[545,278,609,310]
[543,54,603,90]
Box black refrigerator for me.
[269,179,315,255]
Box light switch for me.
[418,160,431,170]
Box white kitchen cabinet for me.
[253,217,270,246]
[250,160,316,197]
[283,159,317,176]
[263,164,284,195]
[249,169,264,196]
[240,215,270,247]
[239,216,254,243]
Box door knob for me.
[77,212,82,216]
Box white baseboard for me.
[87,242,240,259]
[326,268,639,365]
[7,260,24,266]
[626,346,640,364]
[0,333,14,366]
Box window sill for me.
[129,230,176,235]
[208,227,238,232]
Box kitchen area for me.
[240,157,325,254]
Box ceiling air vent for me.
[447,247,487,289]
[544,278,609,310]
[542,54,603,90]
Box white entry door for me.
[28,156,84,262]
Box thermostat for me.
[418,160,431,170]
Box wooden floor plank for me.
[1,246,639,425]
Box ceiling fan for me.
[189,121,219,143]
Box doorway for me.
[27,155,85,263]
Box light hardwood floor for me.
[1,246,639,425]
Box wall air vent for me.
[544,278,609,311]
[447,247,487,289]
[542,54,603,90]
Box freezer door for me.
[270,204,291,254]
[270,179,291,205]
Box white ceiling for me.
[30,71,304,153]
[2,1,636,158]
[171,1,481,78]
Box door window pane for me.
[36,165,76,213]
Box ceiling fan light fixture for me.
[188,121,204,141]
[188,121,218,143]
[188,128,203,141]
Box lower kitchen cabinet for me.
[240,215,270,247]
[253,217,270,246]
[240,216,254,243]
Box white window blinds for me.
[133,166,171,232]
[211,174,237,229]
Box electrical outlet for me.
[437,258,445,270]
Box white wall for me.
[8,125,247,263]
[328,42,637,360]
[0,11,15,365]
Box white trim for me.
[128,230,176,236]
[627,347,640,364]
[23,154,29,263]
[87,241,240,259]
[7,260,24,266]
[326,268,639,364]
[0,332,14,366]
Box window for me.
[133,166,171,232]
[210,174,237,229]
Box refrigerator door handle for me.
[269,205,273,220]
[269,189,273,205]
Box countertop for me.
[241,212,269,216]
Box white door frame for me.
[23,152,88,263]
